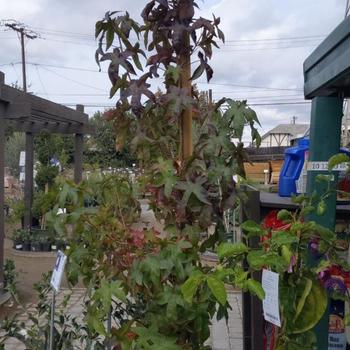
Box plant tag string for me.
[262,269,281,327]
[49,250,67,350]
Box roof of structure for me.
[262,124,309,140]
[0,71,91,134]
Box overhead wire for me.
[39,65,106,91]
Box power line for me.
[23,25,325,43]
[218,44,317,52]
[2,61,303,93]
[198,81,302,92]
[56,101,310,108]
[39,66,106,91]
[225,34,326,43]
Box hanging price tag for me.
[262,269,281,327]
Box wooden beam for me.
[0,103,5,288]
[7,120,92,134]
[29,93,88,124]
[23,132,34,230]
[0,81,89,124]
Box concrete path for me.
[2,289,243,350]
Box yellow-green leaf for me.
[207,276,227,305]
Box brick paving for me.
[2,288,243,350]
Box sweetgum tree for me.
[45,1,262,349]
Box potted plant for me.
[21,230,31,251]
[11,229,25,250]
[50,240,58,252]
[39,235,51,252]
[30,234,41,252]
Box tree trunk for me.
[179,32,193,160]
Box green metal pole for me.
[306,96,343,350]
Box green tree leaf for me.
[217,242,248,259]
[316,200,327,216]
[207,276,227,305]
[292,280,327,334]
[328,153,350,170]
[181,271,204,303]
[294,278,312,321]
[241,220,264,236]
[244,279,265,300]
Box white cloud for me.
[0,0,346,132]
[0,0,45,18]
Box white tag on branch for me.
[262,269,281,327]
[50,250,67,292]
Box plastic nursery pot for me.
[13,240,23,250]
[41,242,51,252]
[30,242,41,252]
[22,241,31,251]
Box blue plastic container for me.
[278,138,309,197]
[279,139,350,197]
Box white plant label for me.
[19,151,25,166]
[50,250,67,292]
[307,161,348,172]
[262,269,281,327]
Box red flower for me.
[262,210,291,231]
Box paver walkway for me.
[2,289,243,350]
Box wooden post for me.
[179,32,193,160]
[24,132,34,230]
[0,72,5,287]
[74,105,84,184]
[242,189,263,350]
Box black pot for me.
[31,242,41,252]
[13,240,23,250]
[41,242,51,252]
[22,241,31,251]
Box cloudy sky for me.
[0,0,346,139]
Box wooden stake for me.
[179,33,193,160]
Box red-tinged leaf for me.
[155,0,168,7]
[178,1,194,22]
[106,26,114,50]
[204,63,213,82]
[191,63,205,81]
[217,28,225,43]
[141,1,156,21]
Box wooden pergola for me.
[0,71,91,294]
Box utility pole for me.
[0,20,38,92]
[0,20,38,231]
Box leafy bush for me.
[4,259,17,295]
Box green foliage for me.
[5,132,25,177]
[216,198,350,348]
[4,259,17,295]
[34,132,74,166]
[35,164,59,192]
[84,111,136,169]
[328,153,350,170]
[6,199,25,224]
[0,273,101,350]
[32,185,60,222]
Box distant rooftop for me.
[262,124,309,140]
